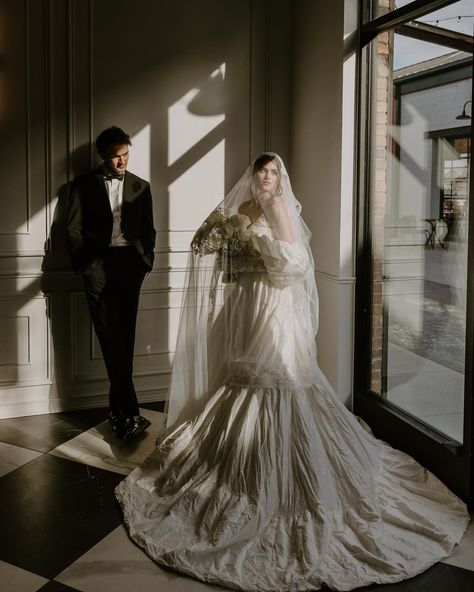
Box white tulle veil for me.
[165,153,319,428]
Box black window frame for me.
[354,0,474,502]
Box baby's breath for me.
[191,209,263,274]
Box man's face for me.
[103,144,129,174]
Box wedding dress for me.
[116,154,469,591]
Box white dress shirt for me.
[104,176,132,247]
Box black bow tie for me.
[104,172,125,181]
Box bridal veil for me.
[166,153,319,427]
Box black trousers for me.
[81,247,147,417]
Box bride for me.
[116,153,469,591]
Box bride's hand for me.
[256,190,275,206]
[257,193,294,242]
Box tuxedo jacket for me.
[66,168,156,272]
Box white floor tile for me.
[0,442,42,478]
[48,409,166,476]
[442,516,474,571]
[0,560,48,592]
[55,524,229,592]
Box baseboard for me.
[0,389,168,419]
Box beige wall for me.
[0,0,292,417]
[291,0,357,405]
[0,0,355,417]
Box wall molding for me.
[1,0,281,418]
[315,270,356,285]
[0,387,167,420]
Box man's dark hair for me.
[95,126,132,157]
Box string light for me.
[393,1,474,24]
[419,15,474,26]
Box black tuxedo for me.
[66,168,155,272]
[66,168,156,418]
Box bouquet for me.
[191,208,264,280]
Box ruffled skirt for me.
[116,378,469,591]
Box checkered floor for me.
[1,403,473,592]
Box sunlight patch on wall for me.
[129,124,151,182]
[168,140,225,230]
[168,64,226,166]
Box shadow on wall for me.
[41,144,89,408]
[40,62,235,412]
[3,0,264,417]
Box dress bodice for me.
[240,213,311,288]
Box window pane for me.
[374,0,474,29]
[416,0,474,35]
[368,9,472,443]
[393,34,459,69]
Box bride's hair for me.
[252,152,281,175]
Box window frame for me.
[354,0,474,501]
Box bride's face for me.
[255,161,279,193]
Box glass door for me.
[354,0,473,500]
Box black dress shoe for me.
[122,415,151,442]
[108,412,126,439]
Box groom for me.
[66,126,156,441]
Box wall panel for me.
[0,0,290,417]
[0,0,47,255]
[0,296,49,385]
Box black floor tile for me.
[0,414,85,453]
[140,400,166,412]
[0,453,124,579]
[56,407,108,432]
[37,581,82,592]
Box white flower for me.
[191,208,263,268]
